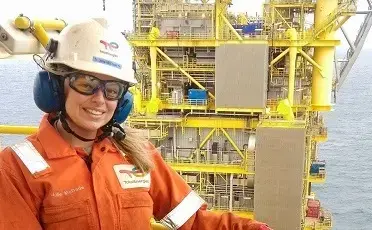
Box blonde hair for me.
[110,126,154,173]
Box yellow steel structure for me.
[0,0,359,229]
[311,0,338,111]
[127,0,356,229]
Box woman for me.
[0,18,271,230]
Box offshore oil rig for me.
[126,0,366,229]
[0,0,371,229]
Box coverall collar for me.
[36,114,116,159]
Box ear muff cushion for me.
[33,71,63,113]
[114,92,133,123]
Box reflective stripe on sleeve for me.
[11,140,49,175]
[160,190,205,229]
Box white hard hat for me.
[44,18,136,84]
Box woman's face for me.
[64,72,119,135]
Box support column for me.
[287,28,298,106]
[311,0,338,111]
[215,1,223,39]
[146,46,161,115]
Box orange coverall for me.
[0,114,269,230]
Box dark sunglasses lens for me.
[69,73,128,100]
[104,82,126,100]
[70,74,100,94]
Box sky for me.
[0,0,371,48]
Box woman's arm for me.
[0,148,42,229]
[149,150,271,230]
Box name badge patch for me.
[113,164,150,189]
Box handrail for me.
[127,32,268,41]
[0,125,38,135]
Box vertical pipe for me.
[288,28,298,105]
[137,2,141,33]
[229,173,233,211]
[196,128,200,163]
[211,8,215,37]
[173,127,177,162]
[215,1,221,39]
[301,5,304,32]
[150,46,157,100]
[311,0,338,111]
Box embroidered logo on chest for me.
[113,164,150,189]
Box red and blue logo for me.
[119,166,146,178]
[100,40,119,51]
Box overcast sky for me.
[0,0,371,48]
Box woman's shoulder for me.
[0,134,45,175]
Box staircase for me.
[304,0,356,44]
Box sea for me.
[0,48,371,230]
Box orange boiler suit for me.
[0,114,269,230]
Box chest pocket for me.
[41,199,94,230]
[117,191,153,230]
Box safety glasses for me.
[67,73,129,101]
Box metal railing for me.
[158,61,215,70]
[309,173,326,181]
[304,208,332,228]
[306,0,356,41]
[128,31,268,41]
[268,0,316,3]
[157,94,211,107]
[137,125,169,139]
[160,148,254,166]
[321,209,332,227]
[263,0,356,42]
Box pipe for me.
[298,49,323,72]
[356,10,372,14]
[274,8,291,29]
[220,14,243,41]
[150,46,157,100]
[14,16,66,48]
[199,128,216,149]
[229,174,233,212]
[340,26,356,52]
[184,111,256,119]
[333,16,351,31]
[14,16,66,31]
[33,23,49,48]
[269,48,289,68]
[220,128,244,159]
[0,125,38,135]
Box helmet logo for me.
[100,40,119,51]
[99,40,119,58]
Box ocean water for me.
[313,48,372,230]
[0,49,371,230]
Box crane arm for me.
[0,15,65,58]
